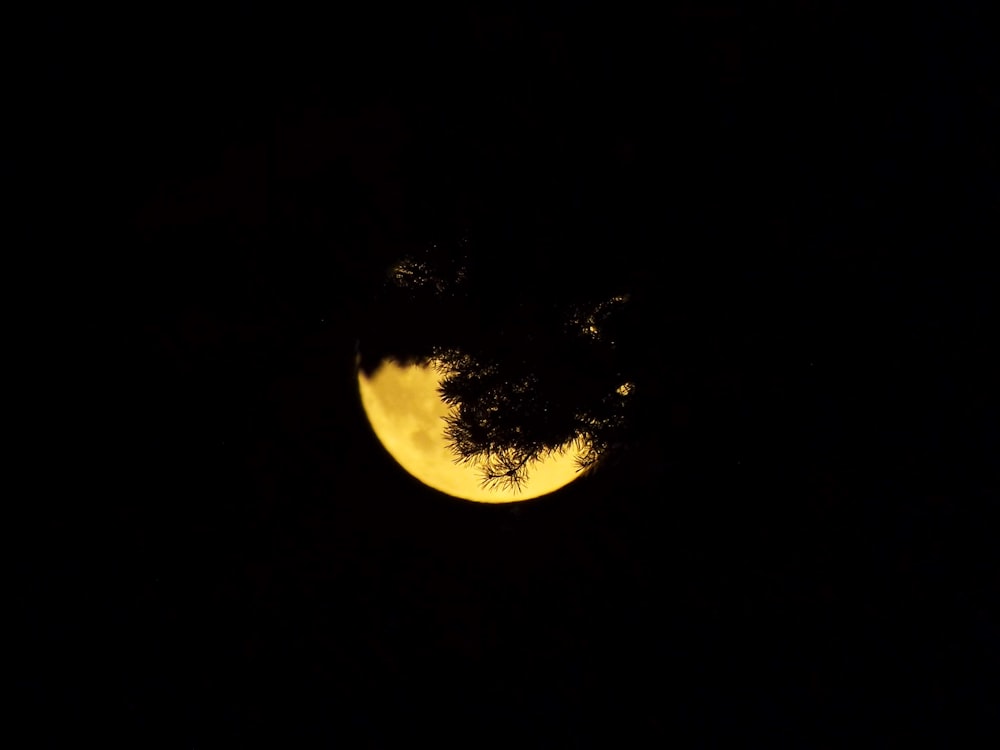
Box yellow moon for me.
[357,359,585,502]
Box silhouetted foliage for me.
[360,233,640,491]
[432,327,635,490]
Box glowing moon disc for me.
[357,359,585,503]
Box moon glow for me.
[357,360,585,502]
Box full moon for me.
[357,359,586,502]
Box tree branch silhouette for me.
[359,232,640,492]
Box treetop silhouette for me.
[361,233,639,491]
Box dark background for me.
[15,2,997,745]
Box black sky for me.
[16,2,998,745]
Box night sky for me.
[16,2,997,745]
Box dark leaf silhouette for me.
[361,234,640,491]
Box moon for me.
[357,359,586,502]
